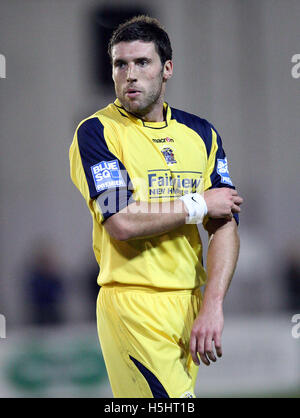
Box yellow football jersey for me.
[69,99,237,290]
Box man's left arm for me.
[189,217,240,366]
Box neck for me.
[132,93,166,122]
[137,104,165,122]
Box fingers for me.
[204,187,244,220]
[231,194,244,214]
[231,204,241,213]
[190,333,222,366]
[214,334,223,358]
[229,189,238,196]
[227,189,244,206]
[204,334,217,363]
[221,188,244,216]
[214,187,243,202]
[233,196,243,205]
[189,334,200,366]
[197,334,210,366]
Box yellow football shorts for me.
[96,285,202,398]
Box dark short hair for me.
[108,15,172,65]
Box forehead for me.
[111,40,158,61]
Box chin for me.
[126,101,143,114]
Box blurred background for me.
[0,0,299,397]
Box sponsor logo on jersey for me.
[161,146,177,165]
[148,170,203,198]
[91,159,125,192]
[217,157,233,186]
[152,137,174,143]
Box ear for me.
[163,60,173,81]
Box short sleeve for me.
[204,123,239,225]
[71,117,133,221]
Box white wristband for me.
[179,193,208,224]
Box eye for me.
[137,59,149,67]
[115,61,126,69]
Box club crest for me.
[161,146,177,165]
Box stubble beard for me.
[118,71,164,119]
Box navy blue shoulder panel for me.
[77,117,133,220]
[171,108,239,225]
[170,107,214,157]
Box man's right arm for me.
[70,117,243,241]
[103,188,243,241]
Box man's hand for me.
[190,218,240,366]
[204,188,243,220]
[189,302,224,366]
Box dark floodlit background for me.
[0,0,299,397]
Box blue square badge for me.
[217,158,233,186]
[91,159,126,192]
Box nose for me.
[127,63,137,82]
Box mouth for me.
[125,88,141,98]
